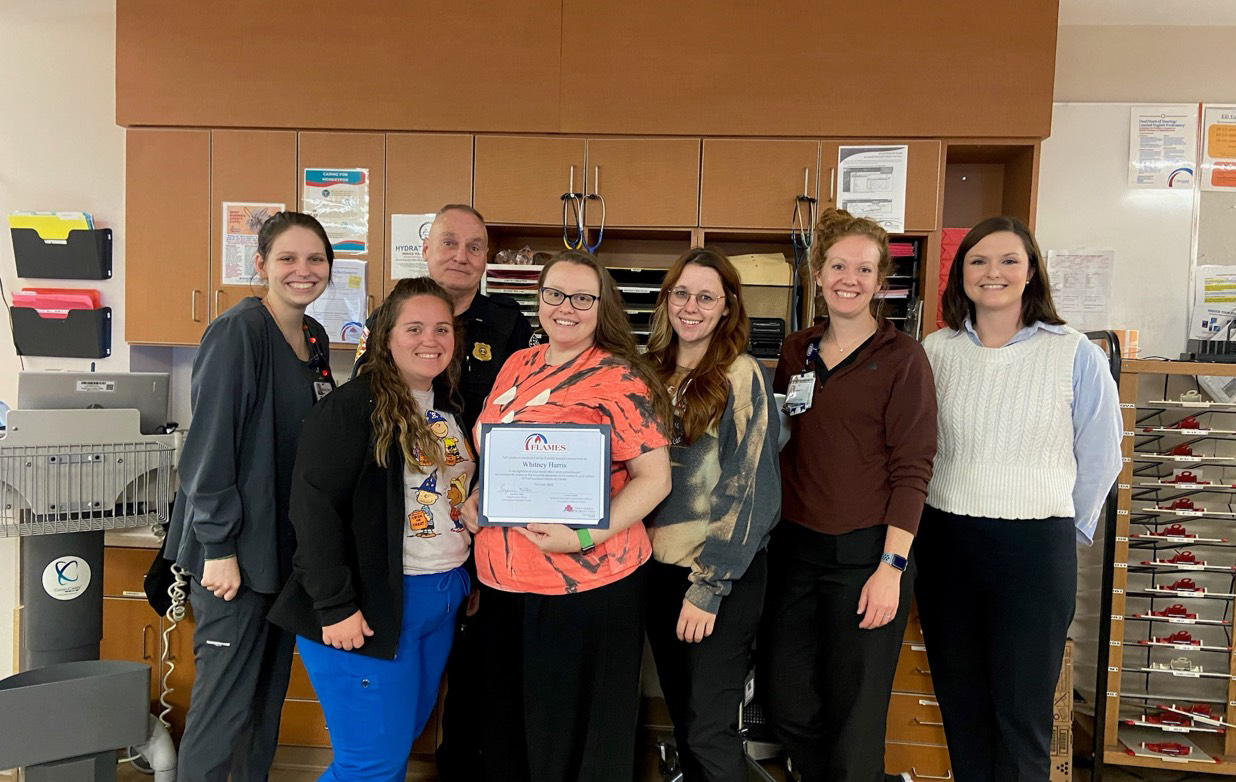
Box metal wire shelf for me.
[0,441,173,537]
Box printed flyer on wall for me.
[1201,105,1236,192]
[303,168,370,253]
[306,258,367,344]
[1127,105,1197,188]
[390,213,436,280]
[836,145,908,233]
[221,202,284,285]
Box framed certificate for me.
[477,423,611,529]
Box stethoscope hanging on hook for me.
[561,165,586,250]
[583,166,606,254]
[789,167,817,332]
[561,165,606,254]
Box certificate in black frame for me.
[476,422,612,529]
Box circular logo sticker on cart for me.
[42,556,91,601]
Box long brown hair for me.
[940,215,1064,331]
[539,250,674,431]
[358,277,464,469]
[809,207,893,319]
[646,247,749,444]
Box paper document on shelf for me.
[303,168,370,253]
[306,259,367,344]
[1191,265,1236,340]
[836,145,908,233]
[1128,106,1198,188]
[1046,250,1114,331]
[7,211,93,243]
[390,213,436,280]
[1201,105,1236,191]
[221,203,284,285]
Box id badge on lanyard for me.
[313,381,333,401]
[782,340,818,416]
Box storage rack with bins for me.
[1102,360,1236,774]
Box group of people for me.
[163,202,1123,782]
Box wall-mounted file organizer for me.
[10,228,113,279]
[11,307,112,359]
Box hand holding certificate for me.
[478,423,611,529]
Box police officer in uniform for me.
[352,203,532,779]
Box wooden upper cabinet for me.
[700,139,819,229]
[819,140,943,232]
[583,138,700,228]
[209,130,298,318]
[297,132,386,315]
[125,128,211,345]
[474,136,586,225]
[386,134,473,293]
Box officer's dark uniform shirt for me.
[351,291,534,435]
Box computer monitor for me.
[17,371,171,435]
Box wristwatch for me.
[880,552,908,572]
[576,528,595,555]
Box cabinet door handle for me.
[802,166,810,197]
[191,290,202,323]
[592,165,600,196]
[828,167,836,201]
[911,769,952,780]
[141,623,154,660]
[913,717,945,727]
[568,164,576,193]
[913,666,932,675]
[214,290,224,315]
[367,294,375,313]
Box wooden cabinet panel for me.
[279,699,330,747]
[298,132,386,317]
[103,546,156,598]
[884,741,952,780]
[118,1,563,134]
[886,692,948,745]
[126,129,210,345]
[474,136,585,225]
[385,133,474,293]
[210,130,298,318]
[891,642,934,695]
[287,650,316,700]
[558,1,1056,139]
[819,140,943,232]
[583,138,700,227]
[100,598,159,723]
[700,139,819,229]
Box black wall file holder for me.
[11,307,112,358]
[10,228,113,279]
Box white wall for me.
[0,0,126,677]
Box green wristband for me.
[575,528,595,554]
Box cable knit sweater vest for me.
[923,324,1083,520]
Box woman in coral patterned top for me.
[462,249,672,782]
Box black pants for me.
[477,566,648,782]
[178,580,295,782]
[914,506,1075,782]
[435,600,484,781]
[757,524,913,782]
[646,550,767,782]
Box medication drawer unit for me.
[1102,360,1236,775]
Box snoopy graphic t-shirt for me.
[401,388,475,575]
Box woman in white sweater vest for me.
[916,216,1121,782]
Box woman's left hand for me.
[677,599,717,643]
[857,565,902,630]
[513,523,583,553]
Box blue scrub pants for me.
[297,568,470,782]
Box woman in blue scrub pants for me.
[270,277,472,781]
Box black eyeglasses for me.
[540,287,598,311]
